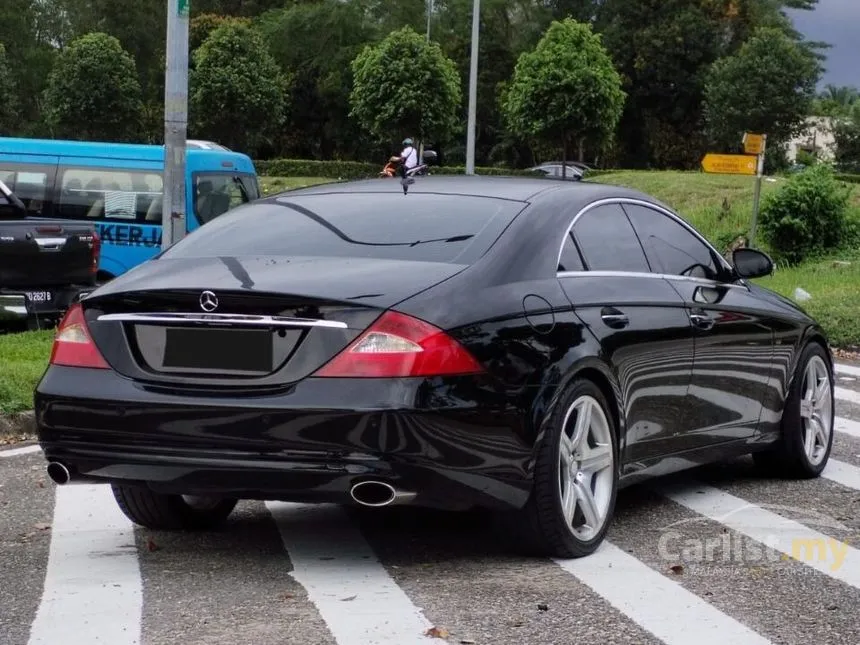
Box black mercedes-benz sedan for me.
[34,175,836,558]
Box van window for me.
[0,167,50,216]
[193,173,257,225]
[56,168,163,224]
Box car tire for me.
[752,342,834,479]
[507,377,619,558]
[111,484,238,530]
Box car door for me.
[622,201,774,446]
[557,202,697,465]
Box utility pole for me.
[161,0,190,250]
[426,0,433,40]
[748,134,767,248]
[465,0,479,175]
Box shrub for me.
[758,164,851,264]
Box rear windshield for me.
[162,192,526,265]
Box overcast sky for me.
[789,0,859,89]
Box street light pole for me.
[426,0,433,40]
[465,0,479,175]
[161,0,190,250]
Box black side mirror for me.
[422,149,438,165]
[732,247,774,279]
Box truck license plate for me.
[26,291,52,303]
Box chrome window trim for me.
[556,270,748,291]
[555,197,736,280]
[96,312,348,329]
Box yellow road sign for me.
[743,133,765,155]
[701,153,757,175]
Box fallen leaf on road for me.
[669,564,684,575]
[33,523,51,531]
[283,593,295,600]
[537,603,549,611]
[425,626,450,638]
[146,538,160,552]
[340,595,356,602]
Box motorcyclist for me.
[390,137,418,178]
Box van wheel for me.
[507,378,619,558]
[111,484,238,530]
[753,342,834,478]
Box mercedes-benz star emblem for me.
[199,290,219,313]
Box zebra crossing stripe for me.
[28,484,142,645]
[655,480,860,590]
[266,502,433,644]
[555,541,773,645]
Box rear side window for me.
[572,204,650,272]
[162,193,526,265]
[0,167,50,216]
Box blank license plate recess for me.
[163,327,274,372]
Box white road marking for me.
[656,481,860,590]
[822,458,860,492]
[835,387,860,406]
[0,444,41,458]
[266,502,432,645]
[28,484,142,645]
[555,541,773,645]
[835,416,860,439]
[835,363,860,378]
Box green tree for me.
[42,33,143,142]
[349,26,462,147]
[190,13,251,53]
[501,18,625,174]
[256,0,376,159]
[704,26,822,152]
[0,44,18,135]
[832,103,860,173]
[189,22,288,155]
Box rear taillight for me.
[90,231,101,274]
[314,311,484,378]
[49,304,109,369]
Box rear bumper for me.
[0,293,27,321]
[34,366,535,510]
[0,285,93,323]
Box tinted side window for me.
[623,204,720,279]
[572,204,650,272]
[194,174,253,224]
[558,232,584,272]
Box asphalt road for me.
[2,363,860,645]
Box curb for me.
[0,410,36,442]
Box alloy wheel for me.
[557,395,615,541]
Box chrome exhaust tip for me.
[46,461,71,485]
[349,481,415,507]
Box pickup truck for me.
[0,179,100,331]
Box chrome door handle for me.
[689,312,715,330]
[600,308,629,329]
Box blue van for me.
[0,137,260,280]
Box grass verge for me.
[0,330,53,416]
[1,171,857,416]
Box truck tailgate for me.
[0,219,98,288]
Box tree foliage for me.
[42,33,143,142]
[501,19,625,165]
[349,26,462,146]
[704,26,821,150]
[189,22,288,155]
[0,44,18,135]
[832,103,860,173]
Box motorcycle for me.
[379,149,438,178]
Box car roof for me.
[270,175,655,208]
